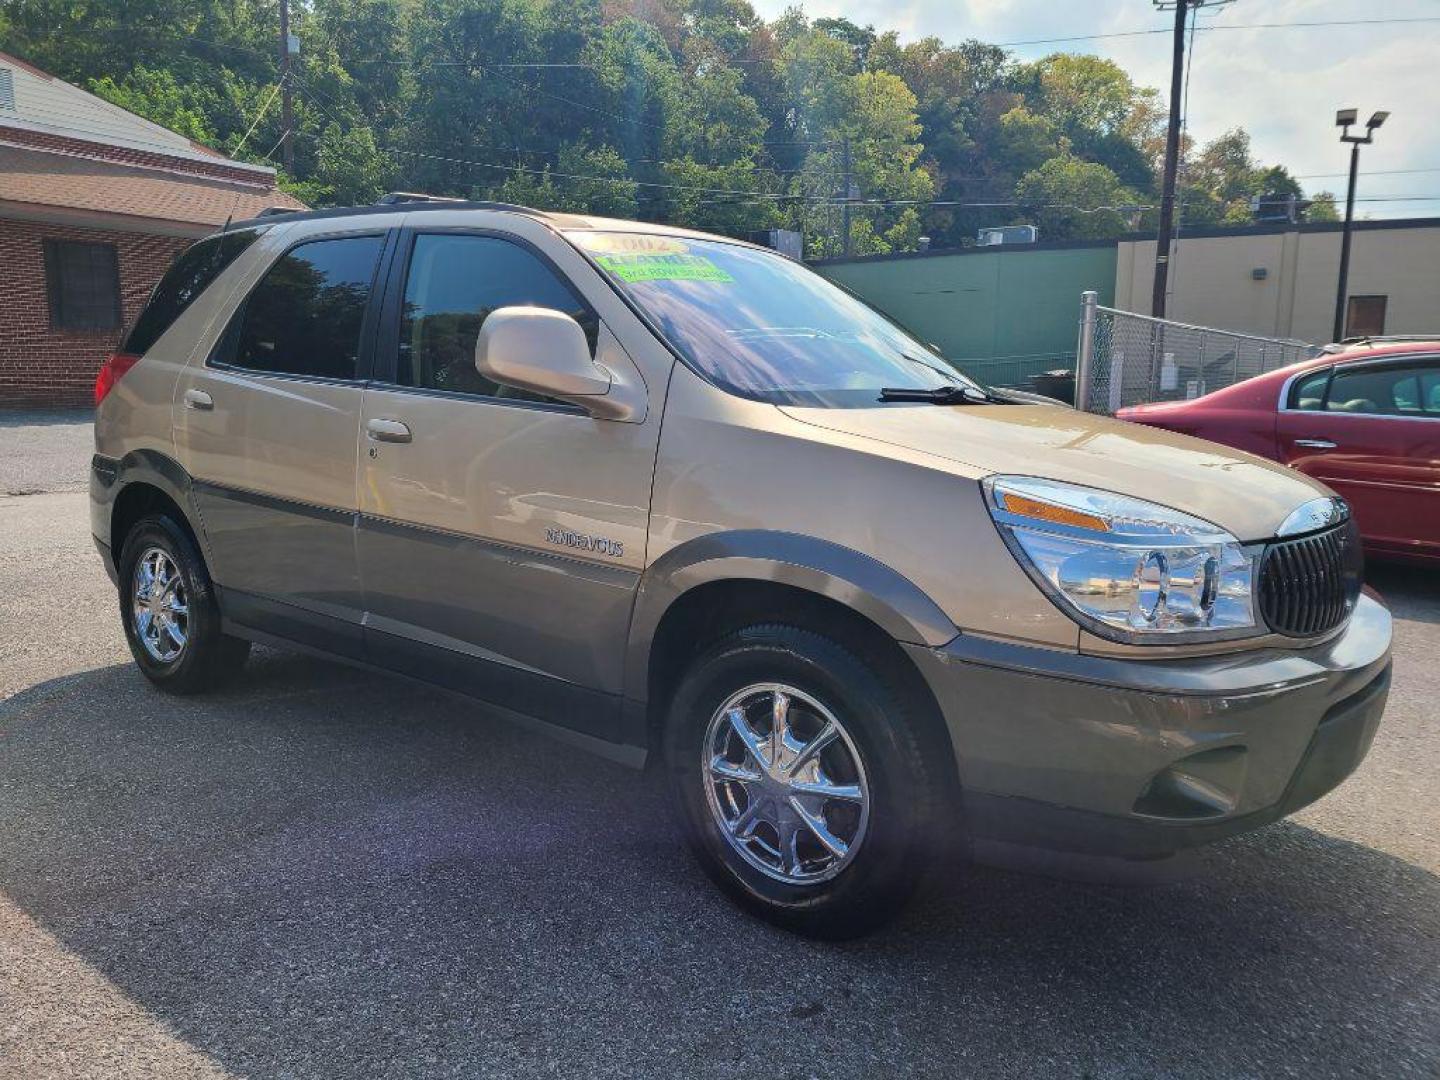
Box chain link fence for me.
[1075,291,1321,414]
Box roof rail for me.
[255,205,303,217]
[223,197,548,231]
[1339,334,1440,346]
[374,191,467,205]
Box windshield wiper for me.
[879,385,996,405]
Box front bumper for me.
[906,592,1393,859]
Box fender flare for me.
[101,449,211,563]
[624,530,957,703]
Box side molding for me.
[625,530,958,704]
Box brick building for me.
[0,51,305,406]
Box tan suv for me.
[91,200,1393,937]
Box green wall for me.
[815,243,1117,386]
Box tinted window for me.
[1290,368,1331,411]
[568,231,977,407]
[223,235,383,380]
[396,234,596,400]
[1326,362,1440,416]
[124,230,261,354]
[44,240,120,330]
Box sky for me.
[746,0,1440,219]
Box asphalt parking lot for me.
[1,410,1437,1079]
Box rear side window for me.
[1326,361,1440,417]
[217,235,384,381]
[123,229,261,355]
[395,233,596,400]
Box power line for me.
[94,14,1440,75]
[991,16,1440,49]
[231,76,285,156]
[1293,167,1440,180]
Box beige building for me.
[1114,217,1440,344]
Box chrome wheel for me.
[702,683,871,885]
[131,547,189,664]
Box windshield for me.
[567,231,980,407]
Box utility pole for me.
[1150,1,1234,318]
[841,137,853,258]
[1332,109,1389,342]
[278,0,294,174]
[1150,0,1188,318]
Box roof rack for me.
[374,191,468,205]
[1339,334,1440,346]
[224,197,548,231]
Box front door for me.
[356,229,660,739]
[1277,356,1440,559]
[174,229,389,654]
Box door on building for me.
[1344,295,1387,339]
[173,230,390,654]
[1277,355,1440,561]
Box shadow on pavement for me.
[2,651,1437,1078]
[1368,562,1440,627]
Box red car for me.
[1118,340,1440,565]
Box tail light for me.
[94,352,141,405]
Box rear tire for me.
[117,514,249,694]
[663,623,942,939]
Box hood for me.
[779,401,1330,542]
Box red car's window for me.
[1290,368,1331,411]
[1325,362,1440,417]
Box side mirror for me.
[475,306,618,412]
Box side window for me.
[1289,368,1331,411]
[1325,362,1440,417]
[220,235,384,380]
[396,233,597,400]
[124,229,262,355]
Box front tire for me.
[663,624,943,939]
[117,514,249,694]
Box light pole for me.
[1332,108,1388,342]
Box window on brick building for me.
[43,240,122,330]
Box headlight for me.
[984,476,1259,643]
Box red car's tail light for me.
[94,352,141,406]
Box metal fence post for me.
[1075,290,1098,412]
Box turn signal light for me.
[95,352,141,406]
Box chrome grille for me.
[1257,519,1363,638]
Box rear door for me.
[174,227,392,654]
[1276,356,1440,557]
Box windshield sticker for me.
[572,233,691,256]
[595,253,734,284]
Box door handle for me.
[183,388,214,411]
[366,418,412,444]
[1294,438,1337,450]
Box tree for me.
[314,122,395,206]
[994,106,1066,176]
[1014,155,1139,240]
[89,67,220,145]
[1307,192,1340,223]
[0,0,1329,240]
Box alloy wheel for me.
[132,547,189,663]
[702,682,871,885]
